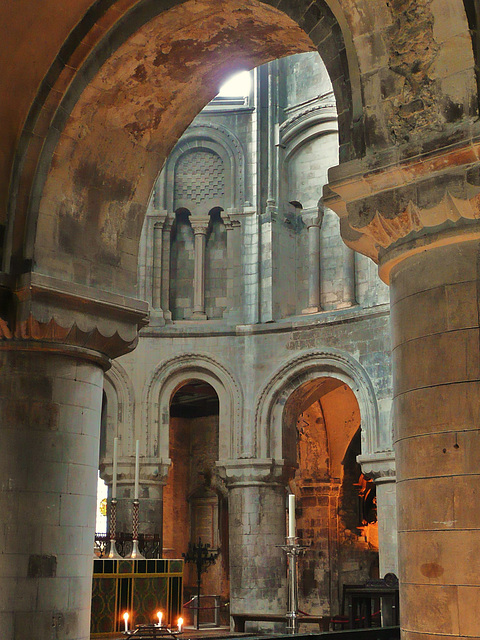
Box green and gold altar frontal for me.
[91,558,184,635]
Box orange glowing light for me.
[178,617,184,632]
[157,611,163,626]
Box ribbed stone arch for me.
[143,353,243,463]
[255,347,380,463]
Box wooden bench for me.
[231,613,330,632]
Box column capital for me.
[0,271,148,364]
[217,458,293,488]
[190,218,210,235]
[301,204,325,229]
[326,138,480,281]
[357,451,396,484]
[100,458,171,486]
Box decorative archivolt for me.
[254,347,380,461]
[143,353,243,461]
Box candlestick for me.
[157,611,163,627]
[288,494,295,539]
[123,611,129,632]
[178,617,183,632]
[134,439,140,500]
[112,437,118,499]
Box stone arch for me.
[255,347,380,463]
[162,123,245,212]
[6,0,363,291]
[143,353,243,463]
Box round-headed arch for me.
[255,347,380,463]
[143,353,243,462]
[8,0,362,296]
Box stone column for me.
[0,272,147,640]
[161,216,173,323]
[152,221,163,310]
[391,239,480,639]
[219,460,289,630]
[328,146,480,640]
[341,244,356,308]
[301,207,324,314]
[358,452,397,578]
[191,219,209,320]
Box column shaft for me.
[305,223,321,312]
[0,349,104,639]
[341,244,356,308]
[152,222,163,310]
[228,482,287,624]
[391,239,480,639]
[161,220,173,322]
[192,224,208,319]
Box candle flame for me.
[123,612,129,621]
[157,611,163,624]
[178,617,184,630]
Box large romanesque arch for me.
[255,347,380,462]
[143,353,243,463]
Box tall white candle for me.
[123,612,129,632]
[134,439,140,500]
[288,494,295,539]
[112,437,118,500]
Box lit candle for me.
[134,439,140,500]
[112,437,118,500]
[157,611,163,627]
[178,617,184,632]
[123,611,129,632]
[288,494,295,539]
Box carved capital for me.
[191,219,209,235]
[0,272,148,363]
[217,458,293,488]
[327,138,480,279]
[100,458,171,486]
[357,451,396,484]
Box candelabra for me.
[129,499,145,559]
[183,539,219,629]
[107,498,122,559]
[280,536,307,634]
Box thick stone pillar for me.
[0,349,104,638]
[0,272,147,640]
[390,239,480,639]
[219,461,289,630]
[191,219,209,320]
[328,144,480,640]
[301,207,324,314]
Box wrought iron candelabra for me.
[183,539,219,629]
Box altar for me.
[91,558,184,635]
